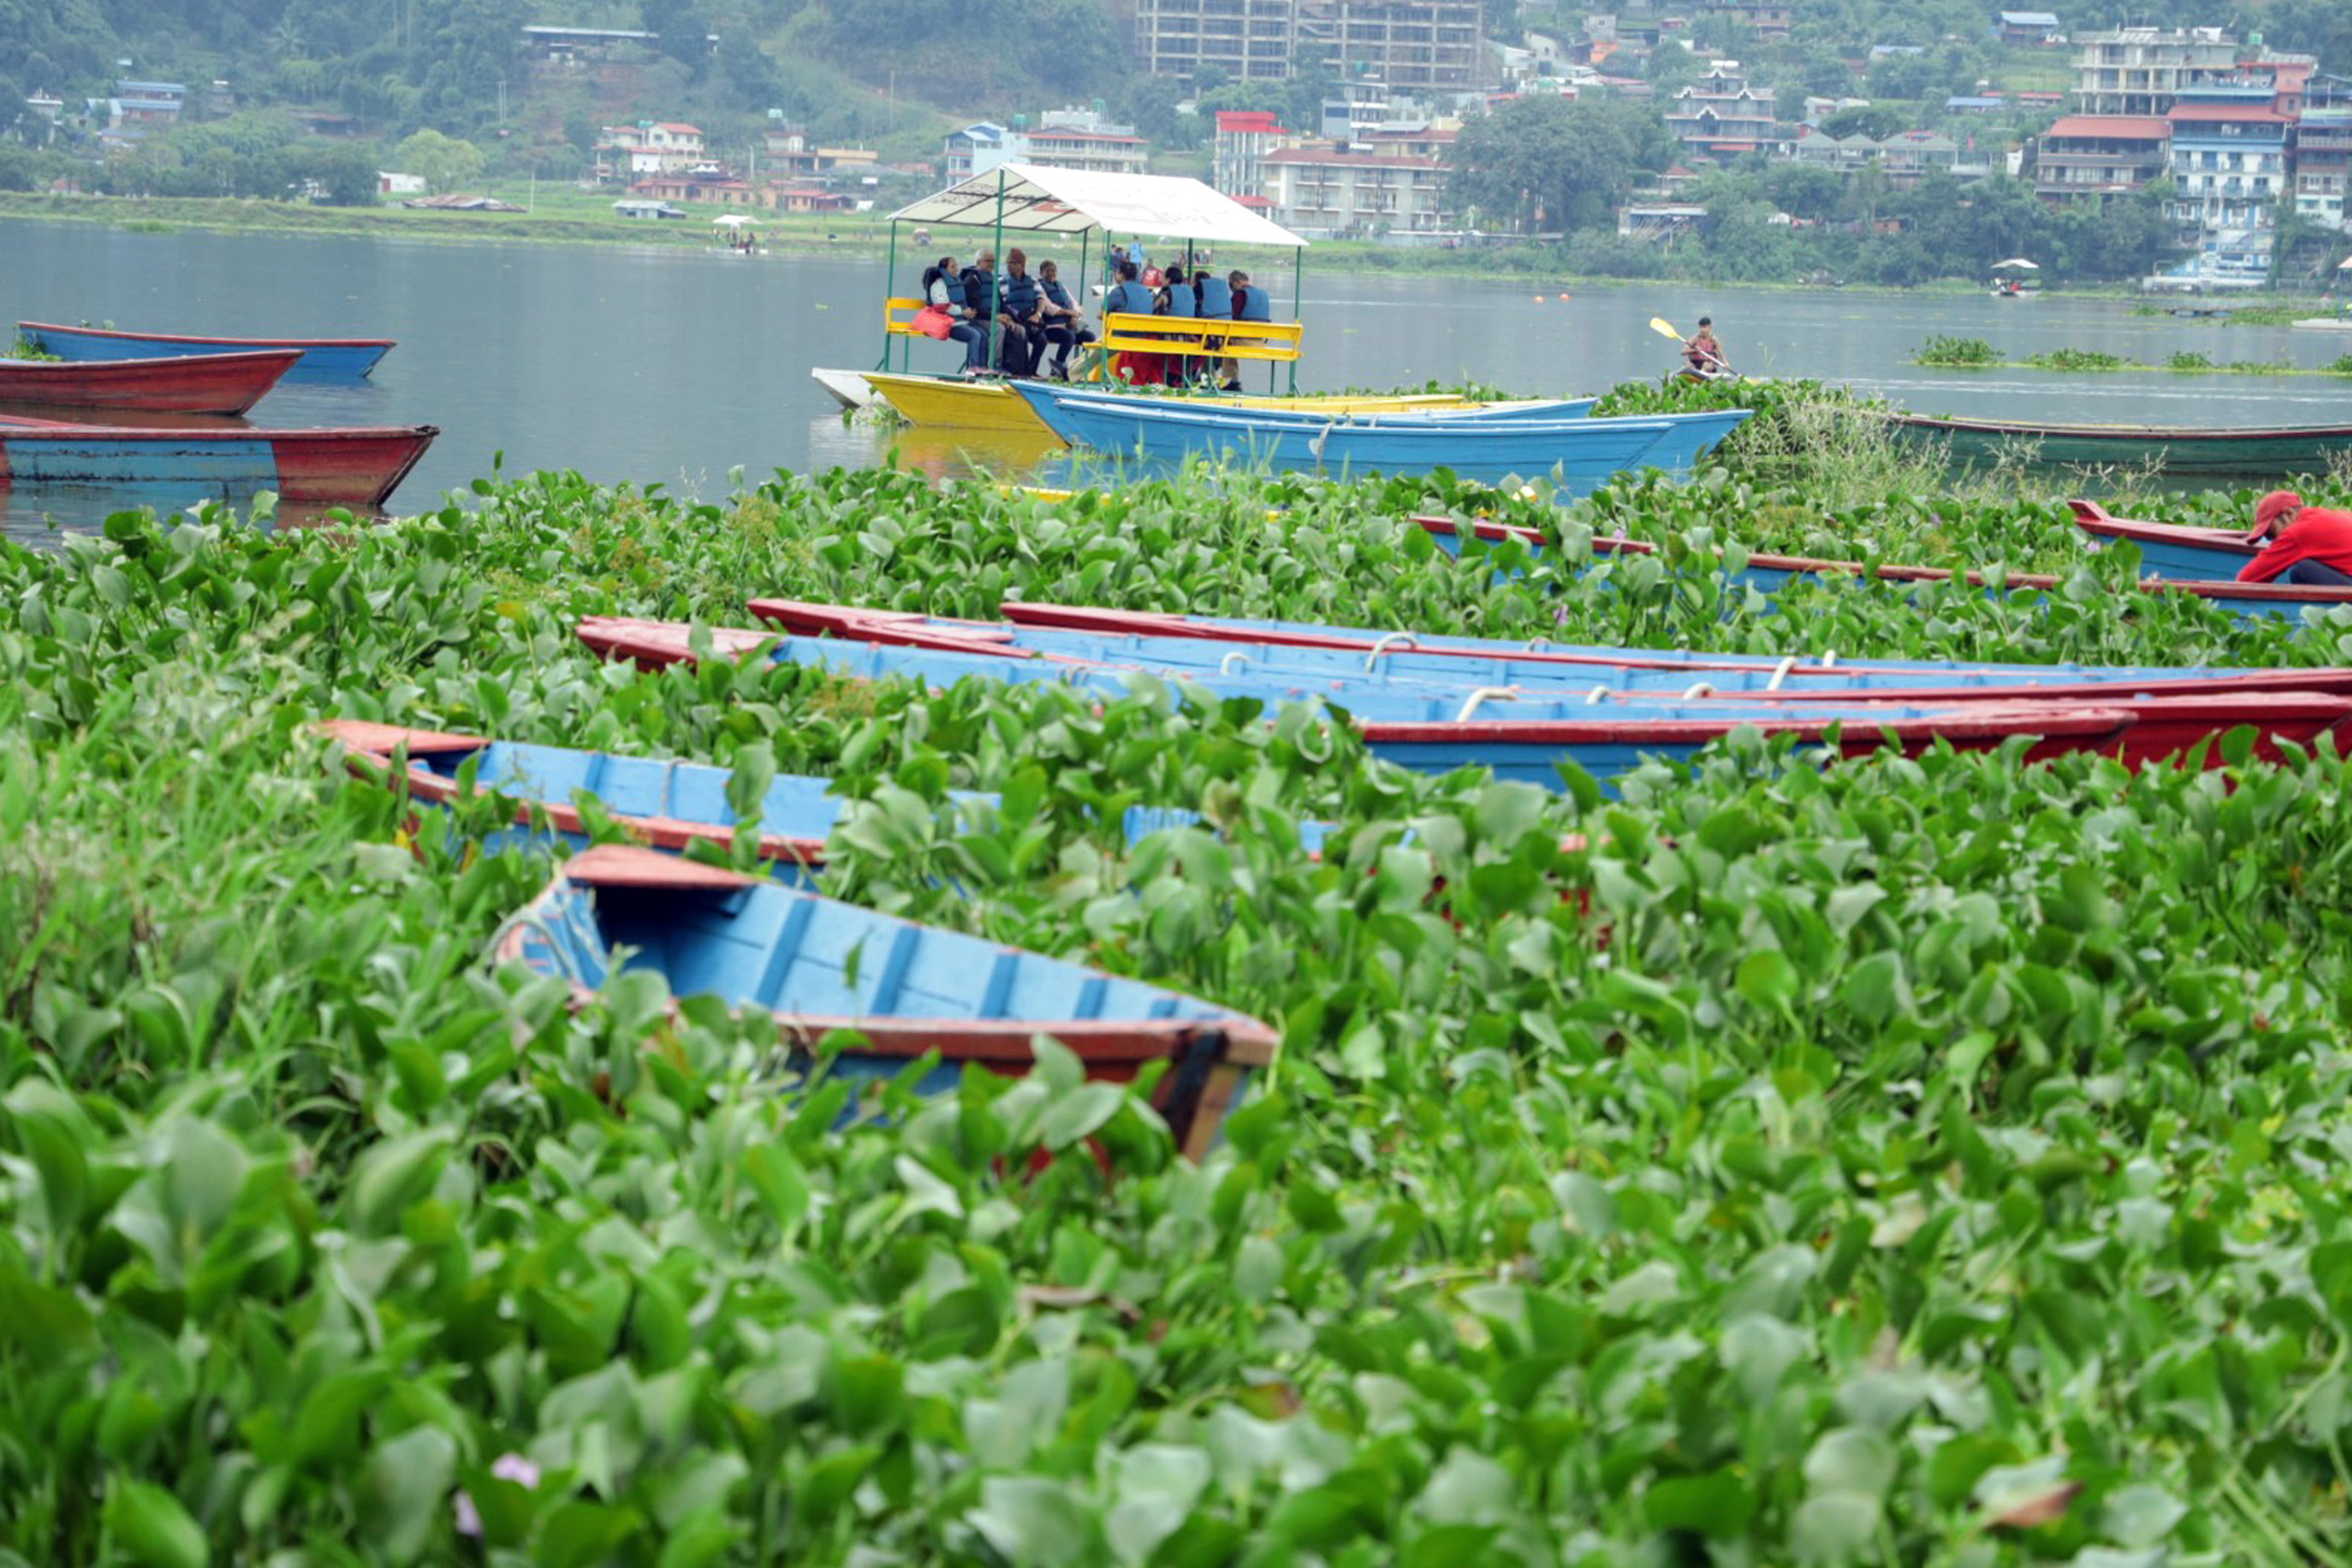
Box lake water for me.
[6,220,2350,540]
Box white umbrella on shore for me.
[713,214,754,227]
[1991,257,2039,270]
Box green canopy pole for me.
[1285,246,1304,395]
[1078,228,1091,378]
[987,169,1007,374]
[878,218,899,374]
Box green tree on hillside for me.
[1450,98,1665,233]
[394,127,483,192]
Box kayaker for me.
[1684,318,1727,376]
[1034,259,1094,381]
[2238,490,2352,587]
[922,255,988,375]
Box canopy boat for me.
[0,415,436,506]
[863,372,1528,433]
[577,614,2135,792]
[749,601,2352,770]
[2067,498,2256,579]
[18,321,395,380]
[1010,383,1747,489]
[498,843,1277,1160]
[1883,411,2352,477]
[1412,514,2352,623]
[0,348,300,416]
[813,163,1315,436]
[322,720,1328,877]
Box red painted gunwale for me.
[2066,498,2258,561]
[17,319,395,351]
[0,349,301,415]
[318,719,830,872]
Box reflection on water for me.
[801,415,1076,487]
[0,484,385,546]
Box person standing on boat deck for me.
[999,249,1047,378]
[1034,260,1094,380]
[1684,317,1727,375]
[2238,490,2352,587]
[923,255,988,374]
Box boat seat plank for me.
[1097,310,1302,363]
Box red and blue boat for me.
[749,600,2352,770]
[498,843,1278,1160]
[576,614,2140,791]
[324,720,1326,876]
[0,348,300,416]
[18,321,396,381]
[2066,499,2257,580]
[0,414,436,507]
[1414,514,2352,622]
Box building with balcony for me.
[1134,0,1482,90]
[1663,63,1778,161]
[1134,0,1310,82]
[2032,114,2168,204]
[2165,88,2287,278]
[1996,11,2061,45]
[2071,27,2238,116]
[1261,146,1447,235]
[1022,125,1150,177]
[2293,110,2352,232]
[1214,110,1296,197]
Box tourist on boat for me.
[1684,317,1727,376]
[1106,260,1166,387]
[1034,259,1094,380]
[1158,265,1201,382]
[999,248,1046,377]
[2238,490,2352,587]
[960,251,1030,378]
[922,255,988,374]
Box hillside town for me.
[7,2,2350,288]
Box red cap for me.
[2244,489,2303,543]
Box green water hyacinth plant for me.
[3,461,2352,1563]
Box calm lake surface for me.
[7,220,2351,539]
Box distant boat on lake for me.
[0,348,300,416]
[18,321,396,380]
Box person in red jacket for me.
[2238,490,2352,586]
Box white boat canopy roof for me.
[889,163,1308,250]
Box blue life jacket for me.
[1000,270,1041,318]
[961,267,999,319]
[1163,283,1197,318]
[1195,276,1233,318]
[1107,280,1154,317]
[926,268,969,312]
[1235,287,1272,323]
[1040,279,1075,311]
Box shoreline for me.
[0,189,2270,301]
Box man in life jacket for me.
[960,250,1030,378]
[2239,490,2352,587]
[998,248,1046,378]
[1034,259,1095,380]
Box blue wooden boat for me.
[1411,515,2352,623]
[2068,499,2256,580]
[1082,395,1605,426]
[0,414,435,506]
[749,602,2352,771]
[497,843,1278,1160]
[578,616,2137,792]
[325,721,1332,872]
[19,321,395,381]
[1009,382,1748,490]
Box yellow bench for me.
[1097,310,1303,362]
[883,296,931,337]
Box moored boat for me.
[578,613,2138,791]
[0,415,436,506]
[2067,498,2256,580]
[1883,410,2352,477]
[0,348,300,416]
[1411,514,2352,623]
[1009,382,1742,489]
[18,321,396,380]
[498,842,1279,1160]
[864,372,1529,436]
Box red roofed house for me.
[1663,63,1780,162]
[2165,86,2289,278]
[1214,110,1295,199]
[1262,147,1448,237]
[2033,114,2170,203]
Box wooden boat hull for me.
[499,843,1277,1160]
[809,367,881,410]
[580,614,2137,792]
[2067,498,2256,580]
[1885,412,2352,476]
[0,348,300,416]
[866,373,1518,436]
[0,416,436,506]
[1413,515,2352,623]
[19,321,394,381]
[321,721,1327,870]
[1012,383,1740,489]
[751,601,2352,772]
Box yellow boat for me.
[866,372,1481,437]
